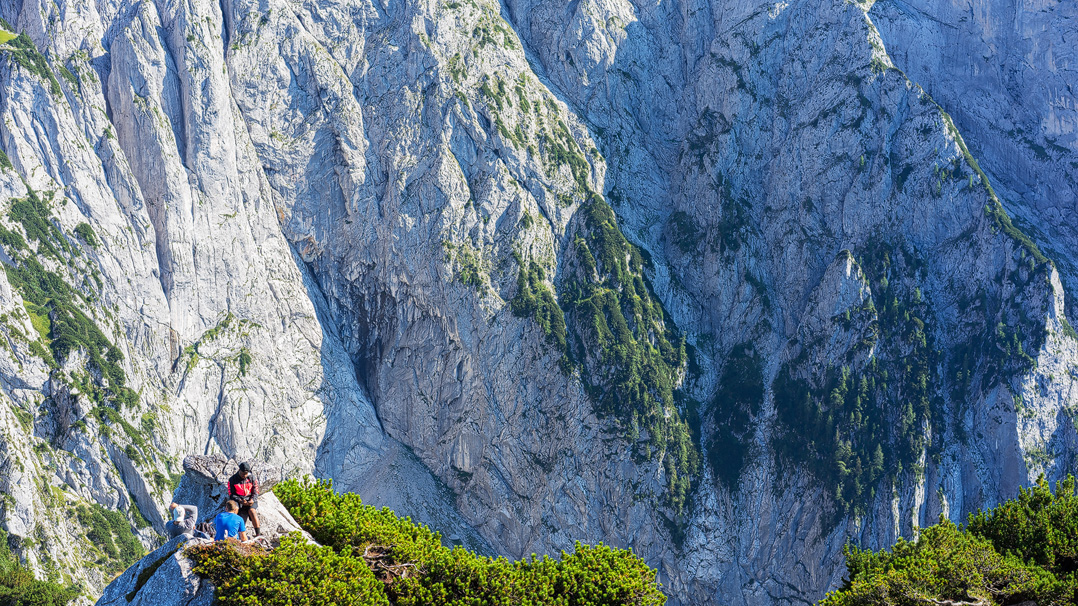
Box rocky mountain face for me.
[871,0,1078,307]
[0,0,1074,604]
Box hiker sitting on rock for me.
[228,462,262,537]
[165,502,209,539]
[214,500,249,541]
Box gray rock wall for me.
[0,0,1074,604]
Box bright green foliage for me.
[90,407,146,449]
[966,475,1078,574]
[511,258,567,353]
[561,199,696,514]
[822,477,1078,606]
[0,531,79,606]
[190,535,389,606]
[4,254,137,408]
[237,348,252,376]
[0,189,138,409]
[274,477,444,566]
[74,503,144,572]
[253,477,667,606]
[72,223,97,249]
[2,33,62,97]
[540,118,591,195]
[822,520,1064,606]
[9,191,70,259]
[0,149,12,170]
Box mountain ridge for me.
[0,0,1075,604]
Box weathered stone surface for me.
[96,536,215,606]
[0,0,1075,605]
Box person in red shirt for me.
[227,462,261,536]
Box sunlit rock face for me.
[0,0,1074,604]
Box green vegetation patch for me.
[0,188,138,409]
[189,478,666,606]
[2,33,62,97]
[91,406,146,449]
[73,223,97,249]
[939,111,1047,265]
[510,257,567,354]
[191,536,388,606]
[4,255,137,408]
[540,118,591,195]
[823,476,1078,606]
[0,529,79,606]
[560,198,697,514]
[706,343,763,491]
[74,503,144,573]
[182,312,258,375]
[772,244,943,516]
[453,245,487,296]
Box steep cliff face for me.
[0,0,1075,604]
[870,0,1078,302]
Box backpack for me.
[195,521,216,537]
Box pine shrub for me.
[192,477,666,606]
[189,536,388,606]
[0,530,79,606]
[822,475,1078,606]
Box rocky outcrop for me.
[870,0,1078,305]
[98,455,314,606]
[96,535,215,606]
[0,0,1076,604]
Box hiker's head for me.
[225,500,239,513]
[238,462,251,478]
[169,503,184,522]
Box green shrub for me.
[74,503,144,572]
[966,475,1078,574]
[274,477,443,565]
[72,223,97,249]
[822,520,1065,606]
[189,536,389,606]
[240,477,668,606]
[822,476,1078,606]
[0,530,79,606]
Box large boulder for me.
[171,454,287,526]
[96,535,215,606]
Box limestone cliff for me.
[0,0,1073,604]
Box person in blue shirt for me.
[214,500,249,541]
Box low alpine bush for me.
[821,475,1078,606]
[191,477,666,606]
